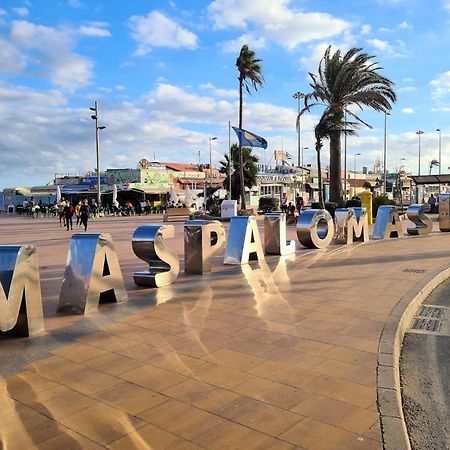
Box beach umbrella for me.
[169,185,178,204]
[112,184,119,207]
[56,185,61,203]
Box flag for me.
[232,126,268,149]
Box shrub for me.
[373,195,396,217]
[259,196,279,213]
[346,199,361,208]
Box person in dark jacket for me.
[64,202,74,231]
[80,199,90,231]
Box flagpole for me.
[228,121,232,197]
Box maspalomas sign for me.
[0,204,436,337]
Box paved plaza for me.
[0,214,449,449]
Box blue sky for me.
[1,0,450,188]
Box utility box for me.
[439,193,450,231]
[221,200,237,218]
[360,191,373,224]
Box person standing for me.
[64,202,74,230]
[80,199,90,231]
[281,192,288,213]
[296,194,304,213]
[57,197,66,227]
[74,200,82,226]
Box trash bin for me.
[359,191,373,225]
[439,193,450,231]
[8,205,14,214]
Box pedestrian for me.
[57,197,66,227]
[91,199,98,218]
[80,199,90,231]
[296,194,304,213]
[428,194,437,213]
[281,192,288,213]
[75,200,82,226]
[64,202,74,230]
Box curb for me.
[377,264,450,449]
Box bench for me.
[163,207,192,222]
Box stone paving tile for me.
[81,352,146,375]
[51,342,111,363]
[138,398,226,441]
[59,402,144,446]
[213,396,303,437]
[199,348,266,372]
[312,358,376,387]
[190,362,256,389]
[35,429,105,449]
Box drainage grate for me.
[411,318,442,332]
[417,305,444,319]
[403,268,426,274]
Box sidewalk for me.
[0,215,448,449]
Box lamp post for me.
[383,112,390,194]
[90,101,106,207]
[354,152,361,197]
[301,146,308,194]
[416,130,424,202]
[344,111,347,201]
[205,137,217,210]
[293,92,304,169]
[437,128,442,175]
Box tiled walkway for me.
[0,215,448,449]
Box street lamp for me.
[205,137,217,210]
[354,153,361,197]
[293,92,304,168]
[416,130,424,175]
[437,129,442,175]
[90,101,106,207]
[383,111,391,194]
[301,146,308,194]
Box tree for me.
[304,46,396,203]
[236,44,264,210]
[220,144,258,201]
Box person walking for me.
[281,192,288,213]
[80,199,90,231]
[57,197,66,227]
[296,194,304,213]
[64,202,74,230]
[75,200,82,226]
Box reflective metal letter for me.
[406,204,432,235]
[132,225,180,287]
[58,233,127,314]
[0,245,44,336]
[184,220,225,274]
[334,207,369,244]
[224,216,265,264]
[439,193,450,232]
[296,209,335,249]
[264,213,295,255]
[372,205,403,239]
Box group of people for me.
[57,198,91,231]
[281,193,305,216]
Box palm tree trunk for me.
[329,130,342,204]
[316,141,324,209]
[238,77,246,210]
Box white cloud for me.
[360,24,371,35]
[398,86,416,93]
[366,38,407,57]
[10,20,95,92]
[128,11,197,55]
[199,83,238,98]
[0,37,26,73]
[78,23,111,37]
[208,0,350,50]
[444,0,450,11]
[401,107,414,113]
[430,71,450,100]
[219,33,266,53]
[12,7,29,17]
[398,21,412,29]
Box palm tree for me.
[304,46,396,203]
[236,45,264,210]
[220,144,258,201]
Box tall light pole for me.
[383,112,391,194]
[293,92,304,168]
[416,130,424,175]
[354,153,361,197]
[205,137,217,210]
[302,147,308,194]
[90,101,106,207]
[416,130,424,203]
[344,111,347,201]
[437,128,442,175]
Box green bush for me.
[259,196,279,212]
[373,195,396,217]
[311,201,339,217]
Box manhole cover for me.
[403,268,426,274]
[411,318,442,332]
[417,306,444,319]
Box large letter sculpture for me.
[264,213,295,255]
[334,207,369,245]
[0,245,44,336]
[297,209,335,249]
[132,225,180,287]
[184,220,226,274]
[58,233,127,314]
[406,204,432,235]
[224,216,265,264]
[372,205,403,240]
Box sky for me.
[1,0,450,189]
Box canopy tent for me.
[410,174,450,185]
